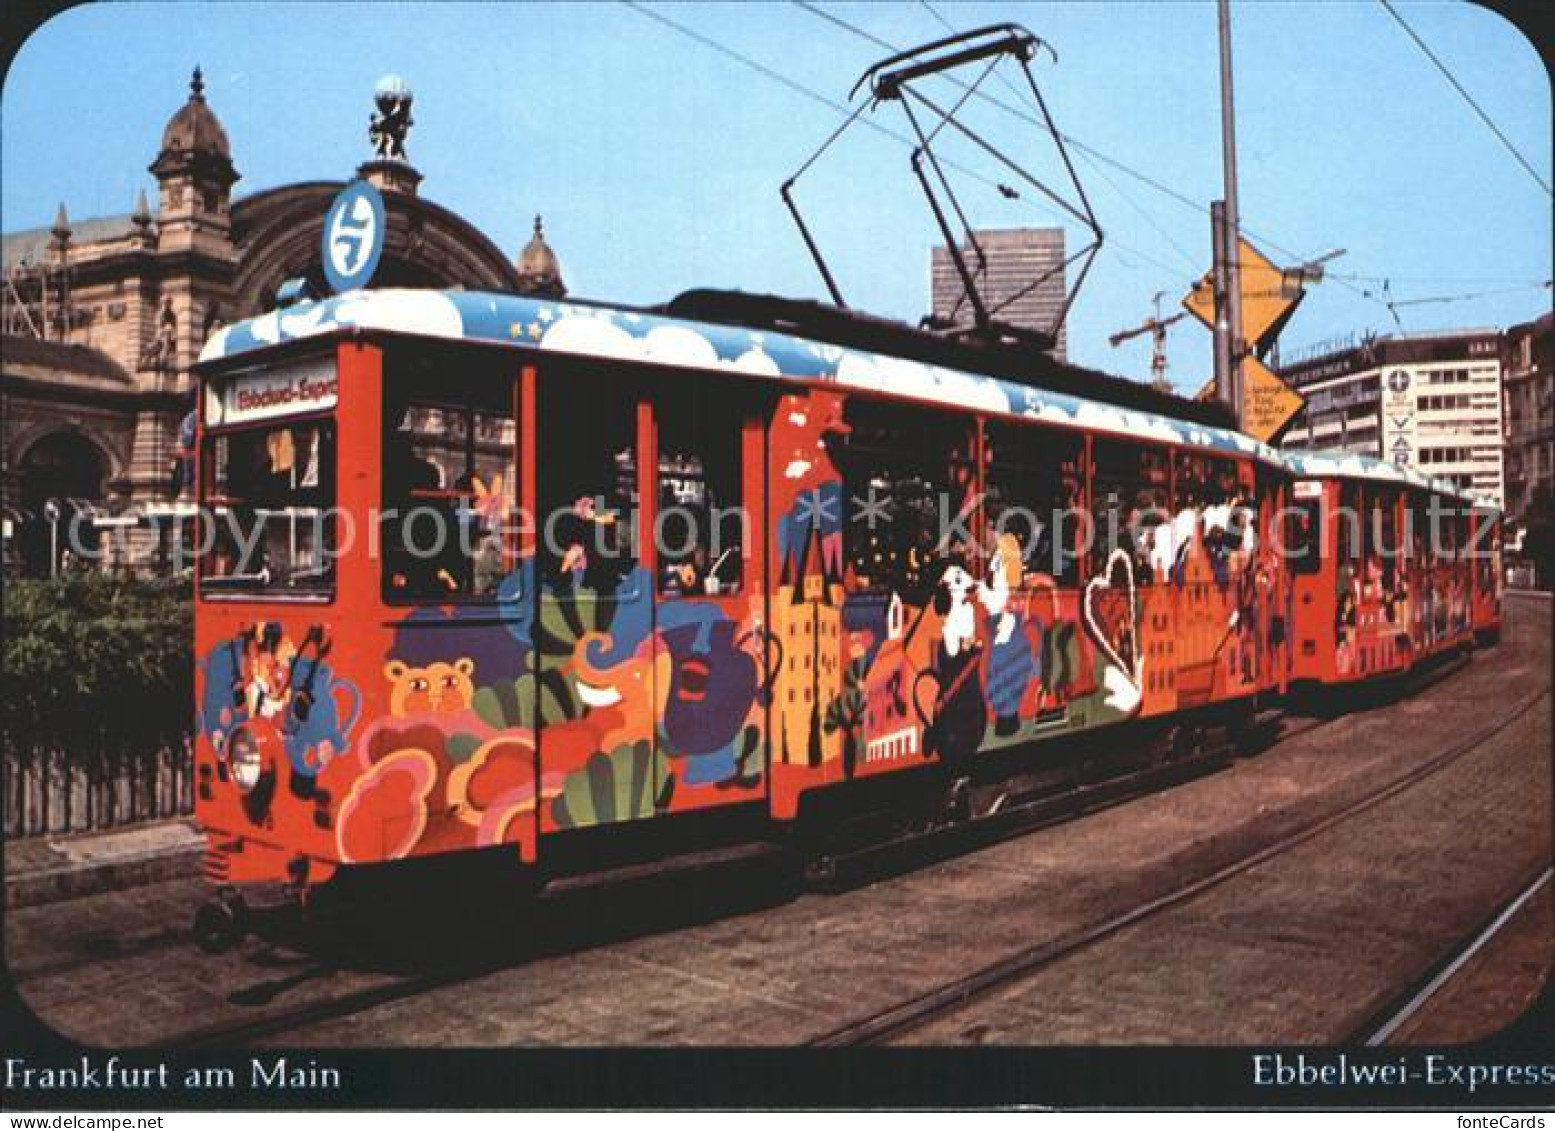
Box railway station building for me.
[1,70,564,578]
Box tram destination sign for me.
[208,357,339,427]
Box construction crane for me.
[1110,292,1187,394]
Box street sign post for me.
[1191,358,1305,444]
[1183,234,1307,442]
[1240,357,1306,444]
[1184,236,1304,350]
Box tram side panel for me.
[195,341,404,889]
[197,341,556,889]
[1287,476,1486,690]
[1288,478,1341,685]
[1256,469,1295,698]
[765,387,1285,822]
[193,336,1315,892]
[1470,508,1503,641]
[1412,490,1475,661]
[1351,481,1412,680]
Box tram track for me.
[12,635,1514,1049]
[12,666,1424,994]
[9,916,196,984]
[806,685,1549,1047]
[802,649,1476,892]
[165,670,1536,1051]
[156,746,1270,1048]
[1354,865,1553,1047]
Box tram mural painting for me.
[197,623,362,782]
[198,560,777,871]
[190,287,1496,903]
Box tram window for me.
[537,366,639,595]
[1172,452,1249,583]
[1336,482,1363,563]
[1286,495,1322,574]
[1427,494,1459,560]
[834,398,974,602]
[1373,489,1399,592]
[984,420,1081,586]
[383,354,516,601]
[654,383,746,597]
[1446,507,1466,561]
[1468,510,1495,568]
[1472,512,1497,587]
[1090,439,1169,584]
[1405,491,1424,566]
[202,421,336,597]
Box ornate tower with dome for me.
[515,216,567,299]
[150,67,240,257]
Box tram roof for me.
[199,286,1486,507]
[1284,451,1491,509]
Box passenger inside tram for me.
[384,432,461,597]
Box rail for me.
[807,686,1549,1046]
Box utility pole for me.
[1217,0,1245,428]
[1210,201,1232,411]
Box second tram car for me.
[1283,453,1494,686]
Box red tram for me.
[188,285,1498,938]
[1283,454,1499,685]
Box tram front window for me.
[202,422,336,597]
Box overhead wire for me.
[1385,280,1553,308]
[798,0,1398,318]
[914,0,1201,273]
[1378,0,1551,198]
[628,1,1536,335]
[910,0,1427,319]
[622,0,1189,283]
[786,0,1208,282]
[624,0,1086,231]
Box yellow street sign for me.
[1241,355,1306,444]
[1182,238,1304,350]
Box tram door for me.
[645,380,770,815]
[534,366,663,832]
[1253,464,1290,694]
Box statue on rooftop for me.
[368,75,414,162]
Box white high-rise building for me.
[1279,328,1505,507]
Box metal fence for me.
[3,736,195,840]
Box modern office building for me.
[1279,328,1506,506]
[931,227,1067,359]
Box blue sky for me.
[3,1,1549,385]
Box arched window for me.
[17,430,106,577]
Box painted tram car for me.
[189,285,1498,937]
[1283,453,1502,685]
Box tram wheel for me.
[192,898,246,955]
[1167,723,1203,762]
[1228,710,1263,756]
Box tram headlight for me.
[229,726,268,793]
